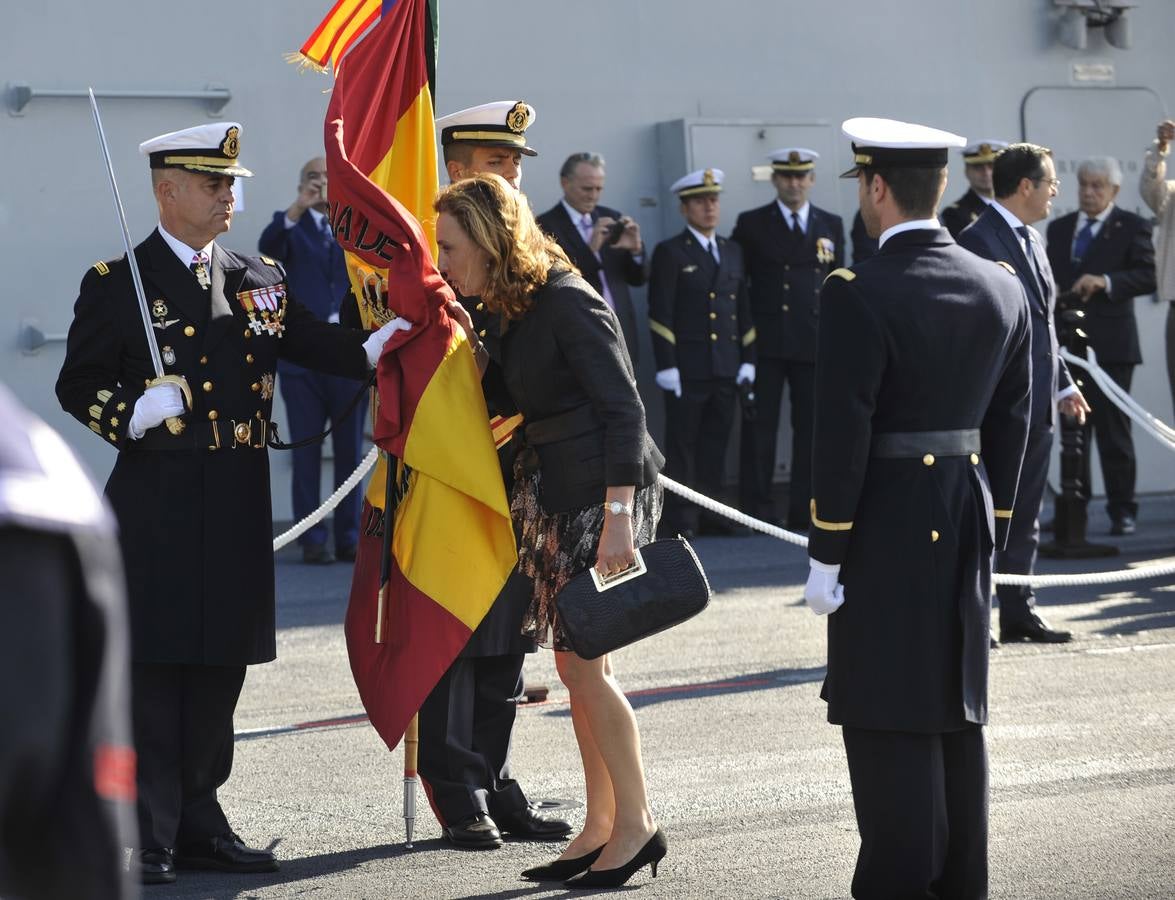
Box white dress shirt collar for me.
[158,223,214,267]
[877,217,940,249]
[776,200,810,232]
[1078,203,1114,233]
[686,224,719,253]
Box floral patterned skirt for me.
[511,467,662,651]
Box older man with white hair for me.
[1046,155,1156,536]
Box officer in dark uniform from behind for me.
[733,149,844,530]
[412,101,571,848]
[649,168,756,537]
[804,117,1031,899]
[1,383,137,900]
[940,140,1007,238]
[56,122,400,884]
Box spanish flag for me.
[313,0,516,751]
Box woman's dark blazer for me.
[484,269,663,514]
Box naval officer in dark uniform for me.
[733,148,844,530]
[414,101,571,848]
[56,122,402,884]
[648,168,756,537]
[940,140,1006,238]
[804,118,1032,899]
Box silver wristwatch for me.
[606,500,634,517]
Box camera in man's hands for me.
[606,218,628,246]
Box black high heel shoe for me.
[564,827,667,889]
[520,845,605,881]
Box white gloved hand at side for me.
[363,316,413,368]
[127,383,186,440]
[804,559,845,615]
[737,362,756,385]
[655,367,682,398]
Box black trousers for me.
[994,424,1051,630]
[1078,362,1137,519]
[132,662,246,848]
[1166,301,1175,423]
[842,725,988,900]
[738,358,814,527]
[417,653,528,826]
[662,378,736,533]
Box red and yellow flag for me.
[308,0,516,750]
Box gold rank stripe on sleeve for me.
[824,267,855,284]
[810,499,853,532]
[994,509,1013,519]
[649,319,676,345]
[741,327,757,347]
[92,260,110,275]
[260,256,279,266]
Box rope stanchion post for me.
[1040,306,1118,560]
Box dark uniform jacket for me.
[941,188,990,239]
[1046,207,1158,365]
[732,201,844,362]
[56,229,369,666]
[809,228,1031,734]
[648,230,756,379]
[536,202,646,363]
[1,384,136,900]
[959,206,1073,426]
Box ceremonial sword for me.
[88,88,192,434]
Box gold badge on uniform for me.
[221,126,240,160]
[162,345,176,366]
[816,237,836,264]
[506,101,532,134]
[152,298,168,319]
[236,283,288,337]
[260,372,275,401]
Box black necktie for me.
[790,212,802,235]
[707,240,720,264]
[1015,226,1046,300]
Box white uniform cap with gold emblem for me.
[436,100,538,156]
[671,167,724,197]
[769,147,820,173]
[962,139,1009,165]
[839,117,966,178]
[139,122,253,177]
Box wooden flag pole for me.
[403,713,420,848]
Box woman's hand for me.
[595,486,637,578]
[445,298,475,335]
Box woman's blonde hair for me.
[434,173,575,319]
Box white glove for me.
[363,316,413,368]
[127,383,186,440]
[804,559,845,616]
[737,362,756,385]
[655,367,682,398]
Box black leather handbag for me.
[554,537,711,660]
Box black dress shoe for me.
[174,833,279,873]
[140,848,176,885]
[302,544,335,565]
[443,813,503,848]
[1001,613,1071,644]
[335,545,358,562]
[522,845,605,881]
[565,827,668,888]
[495,805,572,840]
[1110,515,1136,536]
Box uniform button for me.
[245,354,254,363]
[244,329,252,339]
[208,410,219,421]
[710,312,717,319]
[730,293,736,299]
[202,381,213,393]
[251,382,261,392]
[783,304,790,312]
[784,264,790,271]
[923,453,935,466]
[709,292,716,300]
[199,355,208,365]
[814,267,821,274]
[784,284,790,291]
[184,325,196,337]
[730,335,737,341]
[476,302,485,311]
[478,329,487,338]
[970,453,979,465]
[710,333,717,341]
[931,529,940,543]
[730,314,736,320]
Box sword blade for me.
[87,88,164,378]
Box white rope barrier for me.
[272,445,379,551]
[1062,348,1175,450]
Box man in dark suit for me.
[56,122,399,885]
[536,152,646,362]
[1046,156,1157,535]
[805,117,1032,900]
[259,156,368,564]
[649,168,756,537]
[940,140,1006,238]
[733,148,844,530]
[959,143,1089,644]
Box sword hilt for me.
[147,374,193,435]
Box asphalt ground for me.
[158,496,1175,899]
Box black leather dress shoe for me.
[302,544,335,565]
[1110,515,1136,536]
[174,834,279,873]
[1001,613,1072,644]
[443,813,503,848]
[495,805,572,840]
[140,848,176,885]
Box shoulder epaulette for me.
[92,261,111,276]
[996,261,1016,275]
[824,267,855,284]
[260,255,279,267]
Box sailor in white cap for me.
[56,121,404,885]
[435,99,537,190]
[803,117,1032,898]
[941,139,1009,237]
[732,148,845,531]
[648,168,755,537]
